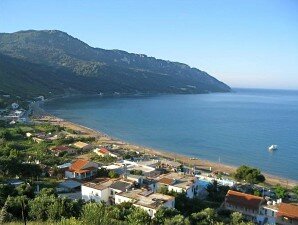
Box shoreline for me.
[35,111,298,188]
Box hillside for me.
[0,30,231,98]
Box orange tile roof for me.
[225,190,265,210]
[99,148,110,154]
[69,159,89,173]
[159,177,175,185]
[277,203,298,220]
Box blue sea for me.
[45,88,298,181]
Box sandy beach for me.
[35,114,298,188]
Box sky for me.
[1,0,298,89]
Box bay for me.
[45,88,298,181]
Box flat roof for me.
[110,180,132,192]
[118,189,174,209]
[157,173,195,189]
[82,178,114,191]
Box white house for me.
[156,173,200,198]
[115,189,175,217]
[81,178,114,203]
[65,159,98,180]
[81,178,133,204]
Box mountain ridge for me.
[0,30,231,98]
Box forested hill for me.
[0,30,231,98]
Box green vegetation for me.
[90,153,117,165]
[0,30,230,98]
[292,185,298,195]
[129,170,143,176]
[0,190,255,225]
[274,185,287,199]
[206,180,230,202]
[234,165,265,184]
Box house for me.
[115,189,175,217]
[259,200,281,225]
[65,159,98,180]
[31,132,57,143]
[126,174,144,185]
[81,178,115,203]
[160,160,181,170]
[93,147,118,158]
[102,160,157,177]
[109,180,134,198]
[122,160,156,176]
[51,145,76,156]
[81,178,134,204]
[156,173,199,198]
[276,203,298,225]
[73,141,92,151]
[223,190,266,222]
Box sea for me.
[45,88,298,181]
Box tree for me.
[275,185,287,199]
[4,195,28,222]
[108,170,119,178]
[164,215,190,225]
[230,212,243,225]
[234,165,265,184]
[28,188,58,221]
[0,184,15,207]
[175,193,204,216]
[126,207,151,225]
[190,208,217,225]
[205,180,229,203]
[253,189,261,197]
[16,183,35,199]
[97,168,109,177]
[81,202,109,225]
[153,207,180,225]
[230,212,254,225]
[0,198,11,224]
[130,169,143,176]
[292,185,298,197]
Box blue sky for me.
[1,0,298,89]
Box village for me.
[0,99,297,225]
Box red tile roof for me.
[277,203,298,220]
[225,190,265,210]
[99,148,110,154]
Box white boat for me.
[268,145,278,151]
